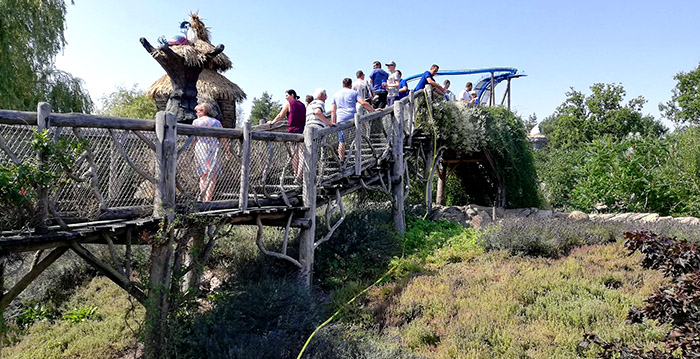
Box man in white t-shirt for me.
[459,82,474,103]
[386,61,400,106]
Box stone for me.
[430,206,468,226]
[640,213,659,222]
[568,211,589,221]
[535,209,553,218]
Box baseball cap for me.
[385,61,396,66]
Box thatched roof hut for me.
[147,69,246,128]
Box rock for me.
[535,209,553,218]
[628,213,651,221]
[610,213,632,222]
[430,206,468,226]
[641,213,659,222]
[568,211,589,221]
[676,217,700,225]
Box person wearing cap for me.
[414,64,445,95]
[331,77,375,161]
[368,60,389,109]
[470,90,479,106]
[270,89,306,134]
[305,88,334,129]
[386,61,401,106]
[459,82,474,103]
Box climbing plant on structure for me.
[413,91,540,208]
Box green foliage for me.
[0,129,87,228]
[0,0,93,113]
[403,217,468,257]
[16,304,58,328]
[62,305,101,324]
[659,62,700,125]
[567,136,674,214]
[414,94,540,208]
[98,85,157,119]
[538,130,700,217]
[540,83,666,149]
[3,277,144,358]
[657,127,700,216]
[482,106,541,208]
[249,91,282,125]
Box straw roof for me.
[146,69,246,102]
[150,39,232,71]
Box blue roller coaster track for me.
[405,67,526,107]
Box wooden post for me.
[436,163,446,205]
[0,255,4,351]
[145,111,177,357]
[425,141,434,212]
[298,127,318,287]
[354,113,362,176]
[392,104,406,235]
[239,121,252,211]
[34,102,51,233]
[407,91,415,146]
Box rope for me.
[295,264,398,359]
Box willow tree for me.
[0,0,93,112]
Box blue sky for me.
[56,0,700,127]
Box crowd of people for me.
[192,61,481,201]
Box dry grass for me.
[371,243,668,358]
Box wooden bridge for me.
[0,90,451,348]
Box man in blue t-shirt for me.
[369,60,389,109]
[414,64,445,96]
[397,70,409,100]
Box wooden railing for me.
[0,91,423,235]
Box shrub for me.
[181,277,323,359]
[413,94,539,208]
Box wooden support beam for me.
[0,247,68,309]
[146,111,178,353]
[33,103,51,233]
[392,103,406,235]
[298,127,319,287]
[69,241,146,305]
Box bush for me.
[413,95,539,208]
[480,217,622,258]
[538,126,700,217]
[181,277,323,359]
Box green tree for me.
[540,83,665,149]
[98,85,157,119]
[249,92,281,125]
[659,63,700,125]
[0,0,93,113]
